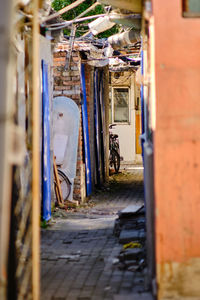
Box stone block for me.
[119,248,143,261]
[119,230,146,244]
[118,204,145,219]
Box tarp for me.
[80,64,92,196]
[42,60,51,221]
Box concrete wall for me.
[152,1,200,299]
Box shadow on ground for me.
[40,169,150,300]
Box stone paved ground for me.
[41,168,148,300]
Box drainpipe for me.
[108,30,140,49]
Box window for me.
[109,87,130,124]
[182,0,200,17]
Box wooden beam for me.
[98,0,142,13]
[32,0,40,299]
[42,0,86,22]
[53,156,64,206]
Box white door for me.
[109,85,135,163]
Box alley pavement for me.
[41,167,151,300]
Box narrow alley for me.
[41,167,152,300]
[2,1,200,299]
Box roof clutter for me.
[41,0,142,69]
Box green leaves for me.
[51,0,119,38]
[52,0,102,20]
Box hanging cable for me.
[46,14,106,30]
[46,1,101,28]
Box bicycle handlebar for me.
[109,124,116,129]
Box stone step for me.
[118,204,145,218]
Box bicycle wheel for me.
[112,149,120,173]
[57,169,71,201]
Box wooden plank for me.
[43,0,86,22]
[32,0,40,299]
[53,156,64,206]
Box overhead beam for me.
[42,0,86,22]
[98,0,142,13]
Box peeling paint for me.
[157,258,200,299]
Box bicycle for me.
[109,124,120,173]
[53,156,71,206]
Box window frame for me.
[111,86,131,125]
[182,0,200,17]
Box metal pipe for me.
[108,30,140,49]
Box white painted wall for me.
[110,73,136,163]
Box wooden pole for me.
[32,0,40,299]
[43,0,86,22]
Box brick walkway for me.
[41,168,146,300]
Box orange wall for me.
[153,0,200,264]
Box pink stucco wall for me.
[153,0,200,266]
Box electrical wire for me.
[46,1,101,28]
[46,14,106,30]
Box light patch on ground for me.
[49,216,116,231]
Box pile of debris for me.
[114,204,146,272]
